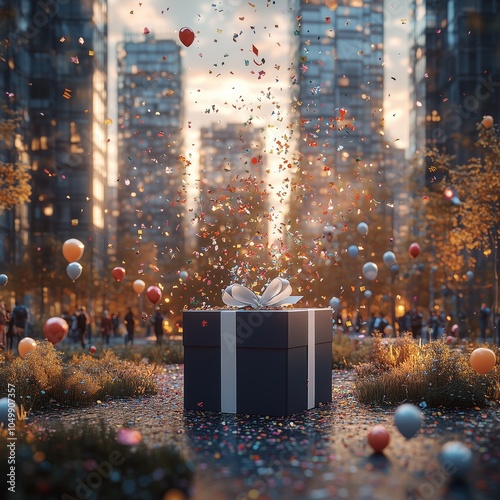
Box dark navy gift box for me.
[183,308,332,416]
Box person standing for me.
[410,309,423,339]
[100,310,112,346]
[124,307,135,346]
[0,302,7,348]
[111,313,120,337]
[12,302,28,344]
[77,306,87,349]
[479,303,491,343]
[152,308,165,346]
[6,309,14,351]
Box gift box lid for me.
[183,308,332,348]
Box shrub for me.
[0,341,158,413]
[0,420,193,499]
[331,333,371,369]
[57,340,184,367]
[355,339,500,408]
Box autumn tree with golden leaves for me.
[0,105,31,210]
[421,123,500,340]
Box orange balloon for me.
[470,348,496,374]
[62,238,85,262]
[18,337,37,358]
[43,317,69,345]
[368,425,390,453]
[481,115,494,129]
[133,279,146,294]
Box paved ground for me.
[31,367,500,500]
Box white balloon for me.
[364,290,372,299]
[347,245,359,257]
[362,262,378,280]
[394,403,422,439]
[329,297,341,311]
[439,441,473,477]
[357,222,368,236]
[66,262,83,281]
[383,251,396,267]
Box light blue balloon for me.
[383,251,396,267]
[394,403,422,439]
[362,262,378,280]
[347,245,359,257]
[357,222,368,236]
[329,297,341,311]
[66,262,83,281]
[439,441,473,476]
[0,274,8,286]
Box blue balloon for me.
[0,274,8,286]
[347,245,359,257]
[329,297,341,312]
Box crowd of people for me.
[335,305,498,342]
[0,302,168,352]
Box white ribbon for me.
[222,277,302,309]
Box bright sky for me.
[107,0,412,184]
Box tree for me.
[448,124,500,342]
[419,125,500,340]
[0,105,31,209]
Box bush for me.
[57,340,184,367]
[0,420,193,499]
[355,338,500,408]
[331,332,371,369]
[0,341,158,412]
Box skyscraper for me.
[410,0,500,186]
[294,0,385,235]
[116,34,185,279]
[0,0,108,317]
[198,122,266,214]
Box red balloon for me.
[409,243,420,259]
[43,317,69,345]
[368,425,390,453]
[146,285,162,305]
[89,345,97,354]
[112,266,126,282]
[179,27,195,47]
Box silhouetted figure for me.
[152,309,165,346]
[124,307,135,346]
[479,303,491,342]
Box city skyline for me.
[107,0,412,185]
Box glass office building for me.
[116,35,185,275]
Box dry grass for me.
[0,341,158,413]
[331,332,372,369]
[0,419,193,499]
[355,335,500,408]
[58,340,184,367]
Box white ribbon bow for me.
[222,277,302,309]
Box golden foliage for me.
[0,106,31,209]
[0,163,32,209]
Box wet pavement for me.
[33,367,500,500]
